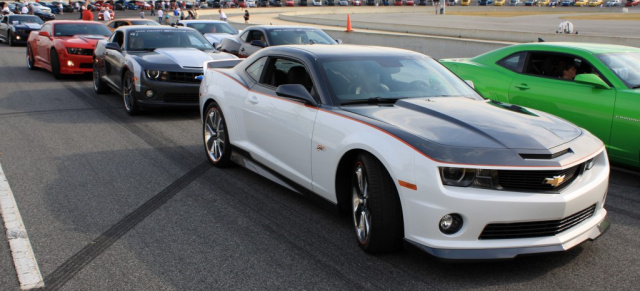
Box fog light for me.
[16,36,21,40]
[585,158,595,171]
[439,214,463,235]
[145,90,155,99]
[67,60,74,67]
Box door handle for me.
[515,84,530,90]
[240,47,245,52]
[248,95,258,104]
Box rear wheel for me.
[122,70,140,115]
[203,103,232,167]
[93,60,109,94]
[351,152,403,253]
[50,49,62,79]
[26,46,36,70]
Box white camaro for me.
[199,45,610,260]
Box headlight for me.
[145,70,161,79]
[439,167,497,189]
[66,48,90,55]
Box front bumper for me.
[135,78,200,108]
[402,148,610,260]
[59,53,93,75]
[407,212,609,260]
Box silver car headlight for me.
[145,70,161,80]
[439,167,496,189]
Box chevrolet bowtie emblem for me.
[544,175,566,187]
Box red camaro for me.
[26,21,112,79]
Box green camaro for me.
[441,42,640,168]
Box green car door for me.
[507,51,616,147]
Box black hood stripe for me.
[215,72,604,168]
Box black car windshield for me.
[7,16,44,25]
[319,55,482,104]
[186,22,238,35]
[267,28,337,45]
[597,52,640,89]
[54,23,112,37]
[126,29,215,51]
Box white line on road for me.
[0,163,44,290]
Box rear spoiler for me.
[205,59,243,70]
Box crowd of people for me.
[0,1,252,25]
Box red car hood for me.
[58,35,108,47]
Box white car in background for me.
[246,0,257,6]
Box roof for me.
[515,42,640,55]
[178,20,229,24]
[245,25,325,31]
[115,25,195,32]
[266,44,427,59]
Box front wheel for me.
[122,70,140,115]
[203,103,232,167]
[26,46,36,70]
[351,152,403,253]
[93,60,109,94]
[8,32,15,46]
[50,49,62,79]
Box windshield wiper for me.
[341,97,404,106]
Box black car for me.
[299,0,308,5]
[218,25,340,58]
[0,15,43,46]
[366,0,376,4]
[92,26,237,115]
[269,0,283,5]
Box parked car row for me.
[4,15,633,263]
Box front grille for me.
[497,164,581,192]
[479,204,596,239]
[166,72,201,83]
[163,93,198,103]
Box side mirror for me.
[276,84,317,106]
[465,80,475,88]
[105,42,122,51]
[250,39,267,48]
[38,31,50,37]
[574,73,611,89]
[335,39,342,44]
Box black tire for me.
[203,102,232,167]
[351,152,403,253]
[8,32,15,46]
[26,46,36,70]
[50,49,62,79]
[93,60,109,94]
[122,70,140,115]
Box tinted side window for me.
[261,58,315,96]
[497,52,526,73]
[246,57,266,82]
[525,52,598,81]
[111,31,124,47]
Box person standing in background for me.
[103,7,111,21]
[218,9,226,21]
[82,5,93,20]
[140,9,144,19]
[157,8,163,24]
[243,10,249,23]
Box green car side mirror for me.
[574,74,611,90]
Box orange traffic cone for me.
[346,14,353,32]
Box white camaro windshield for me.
[320,56,482,104]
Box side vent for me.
[520,148,571,160]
